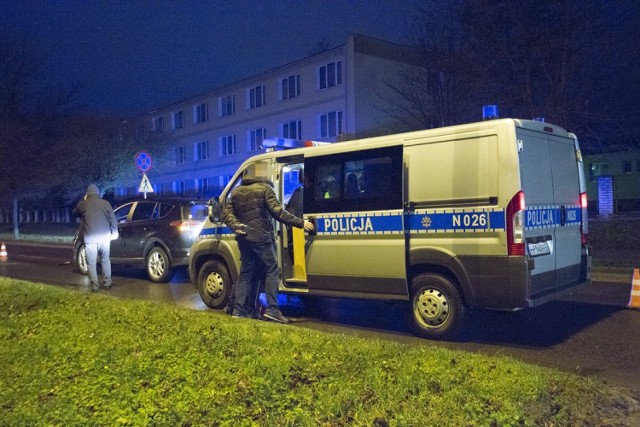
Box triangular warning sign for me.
[138,174,154,193]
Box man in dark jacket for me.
[73,184,118,292]
[222,162,314,323]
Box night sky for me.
[0,0,416,116]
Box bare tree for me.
[382,0,640,152]
[382,1,478,129]
[46,114,175,205]
[0,34,65,238]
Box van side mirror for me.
[207,197,221,222]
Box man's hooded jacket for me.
[222,177,303,243]
[72,184,118,244]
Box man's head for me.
[243,161,270,179]
[86,184,100,196]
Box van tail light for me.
[506,191,525,256]
[170,220,203,232]
[580,192,588,245]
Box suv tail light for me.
[170,220,203,232]
[506,191,525,256]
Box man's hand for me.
[234,224,247,235]
[303,219,315,232]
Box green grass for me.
[0,279,637,426]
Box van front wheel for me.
[197,260,231,309]
[409,273,464,340]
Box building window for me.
[636,159,640,173]
[320,111,344,138]
[622,160,632,174]
[281,74,300,99]
[220,135,236,156]
[219,95,235,117]
[171,110,183,129]
[589,162,609,181]
[319,61,342,89]
[194,141,209,161]
[248,85,265,109]
[220,175,233,188]
[196,178,210,194]
[248,128,266,151]
[282,120,302,140]
[152,116,164,132]
[174,181,185,196]
[176,146,186,164]
[156,183,166,195]
[193,103,208,123]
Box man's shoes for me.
[89,284,99,292]
[263,309,290,324]
[232,309,249,319]
[223,304,234,315]
[103,285,112,291]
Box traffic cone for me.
[628,269,640,309]
[0,242,7,258]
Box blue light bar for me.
[533,117,545,122]
[262,137,306,150]
[483,105,499,120]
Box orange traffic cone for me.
[628,269,640,309]
[0,242,7,258]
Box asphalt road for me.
[1,240,639,392]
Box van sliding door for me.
[299,145,407,298]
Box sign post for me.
[135,151,154,199]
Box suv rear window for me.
[182,203,207,221]
[158,202,174,218]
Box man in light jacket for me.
[73,184,118,291]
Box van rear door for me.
[517,124,583,297]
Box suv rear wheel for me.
[197,260,231,309]
[76,245,88,275]
[146,247,173,283]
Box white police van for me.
[189,118,591,339]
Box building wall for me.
[127,34,418,199]
[584,150,640,214]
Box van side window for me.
[304,145,403,213]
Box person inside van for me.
[344,173,360,198]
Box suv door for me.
[120,201,158,259]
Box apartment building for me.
[131,34,416,199]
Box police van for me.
[189,118,591,339]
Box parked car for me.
[73,197,207,282]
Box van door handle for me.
[560,206,566,226]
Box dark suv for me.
[73,197,207,282]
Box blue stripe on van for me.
[198,205,581,238]
[524,205,581,230]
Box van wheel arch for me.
[408,272,465,340]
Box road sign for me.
[135,151,152,173]
[138,173,154,198]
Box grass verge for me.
[1,279,638,426]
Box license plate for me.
[528,241,550,256]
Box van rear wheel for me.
[197,260,231,309]
[409,273,464,340]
